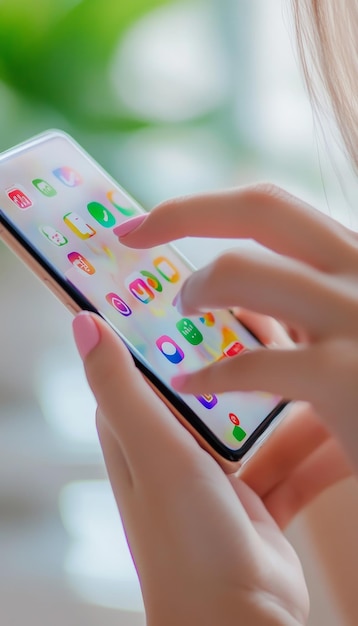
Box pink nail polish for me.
[113,214,147,238]
[171,373,189,391]
[72,312,100,360]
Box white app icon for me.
[40,225,68,246]
[63,212,96,239]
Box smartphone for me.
[0,130,289,472]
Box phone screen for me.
[0,131,286,461]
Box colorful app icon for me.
[229,412,240,425]
[221,326,239,352]
[7,187,32,210]
[229,413,247,442]
[127,276,155,303]
[153,257,180,283]
[140,270,163,292]
[156,335,184,364]
[199,312,215,327]
[39,225,68,247]
[196,394,218,409]
[32,179,57,197]
[87,201,116,228]
[64,212,96,239]
[53,167,82,187]
[106,190,136,216]
[106,292,132,316]
[68,252,95,275]
[176,318,203,345]
[232,425,247,442]
[223,341,246,358]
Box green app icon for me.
[107,190,136,216]
[232,425,247,442]
[87,202,116,228]
[32,178,57,197]
[176,318,203,345]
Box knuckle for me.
[315,339,358,389]
[95,406,104,431]
[250,182,287,201]
[154,195,188,214]
[95,408,105,439]
[243,182,295,215]
[209,250,242,280]
[331,338,358,368]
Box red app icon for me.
[68,252,95,275]
[229,412,240,425]
[223,341,246,357]
[7,187,33,210]
[229,413,247,442]
[106,293,132,316]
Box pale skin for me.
[73,184,357,625]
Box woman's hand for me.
[238,400,352,528]
[114,184,358,470]
[72,183,356,624]
[73,312,309,626]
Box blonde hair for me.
[292,0,358,170]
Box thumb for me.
[72,312,202,483]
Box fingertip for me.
[170,373,191,392]
[171,291,186,315]
[72,311,101,361]
[113,213,148,240]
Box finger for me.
[233,307,294,347]
[238,403,353,528]
[173,249,344,338]
[114,185,355,272]
[263,437,353,529]
[239,404,328,492]
[228,478,281,529]
[171,345,322,405]
[72,312,207,484]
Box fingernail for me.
[113,214,147,238]
[171,373,189,391]
[73,312,100,360]
[172,291,184,314]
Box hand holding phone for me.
[0,130,288,471]
[73,311,310,626]
[1,131,354,626]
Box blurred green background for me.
[0,1,356,625]
[0,0,332,209]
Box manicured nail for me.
[172,291,184,314]
[113,214,147,238]
[72,312,100,360]
[171,373,189,391]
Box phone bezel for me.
[0,130,289,467]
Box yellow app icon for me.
[64,212,96,239]
[153,257,180,283]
